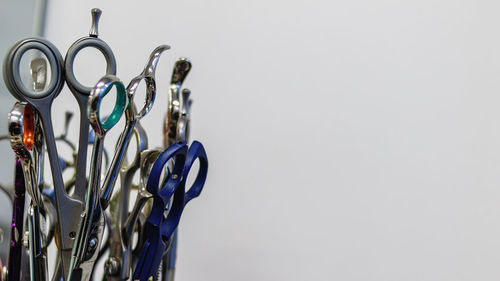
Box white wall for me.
[44,0,500,280]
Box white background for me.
[31,0,500,280]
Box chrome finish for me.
[68,75,126,281]
[100,45,170,210]
[29,58,46,92]
[164,58,191,147]
[89,8,101,38]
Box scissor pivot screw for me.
[172,174,178,179]
[69,231,76,239]
[88,237,98,250]
[104,257,120,275]
[22,231,29,248]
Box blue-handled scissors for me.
[132,141,208,281]
[2,8,116,278]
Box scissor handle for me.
[170,58,191,86]
[160,141,208,240]
[125,45,170,121]
[182,140,208,203]
[64,8,116,96]
[65,38,116,95]
[88,75,128,136]
[3,37,64,101]
[146,143,187,222]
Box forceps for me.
[3,8,116,277]
[132,141,208,281]
[68,75,127,281]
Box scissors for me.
[163,58,191,148]
[2,8,116,278]
[104,121,148,280]
[8,103,48,281]
[100,44,169,210]
[68,75,127,281]
[132,140,208,281]
[6,157,26,281]
[100,44,169,280]
[106,145,162,281]
[162,58,193,281]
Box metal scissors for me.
[132,141,208,281]
[104,122,149,280]
[106,145,162,281]
[163,58,193,281]
[6,157,26,281]
[101,44,170,280]
[163,58,192,148]
[68,75,128,281]
[100,44,170,210]
[2,8,116,278]
[8,103,48,281]
[64,8,116,204]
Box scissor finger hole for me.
[94,80,126,131]
[130,77,156,119]
[183,158,200,194]
[6,38,63,100]
[72,47,107,90]
[124,130,139,169]
[65,38,116,95]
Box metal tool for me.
[165,86,193,281]
[163,59,193,281]
[64,8,116,204]
[1,9,208,280]
[68,75,127,281]
[8,103,49,281]
[7,158,26,281]
[2,8,116,278]
[100,44,169,210]
[164,58,191,147]
[132,141,208,281]
[104,121,148,281]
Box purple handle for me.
[8,158,26,281]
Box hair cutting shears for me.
[99,44,169,281]
[132,141,208,281]
[2,8,116,278]
[161,57,193,281]
[70,47,170,279]
[100,44,169,210]
[68,75,127,281]
[8,103,48,281]
[163,58,191,148]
